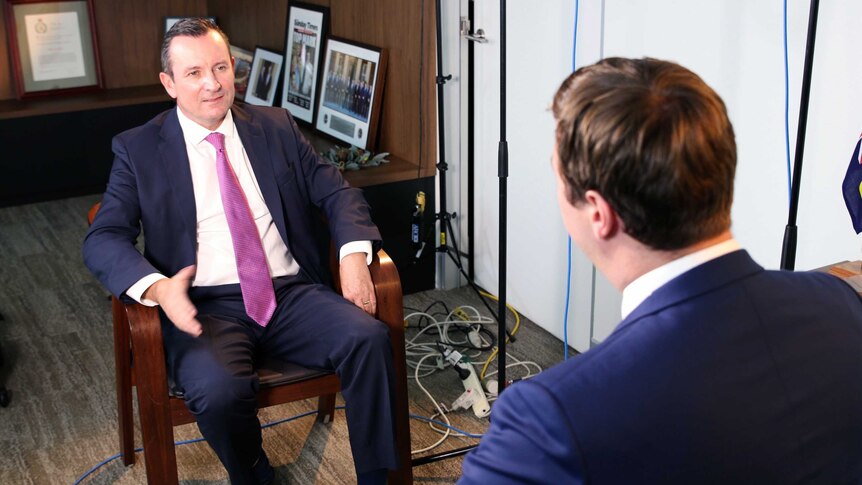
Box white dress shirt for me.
[127,107,371,305]
[620,238,742,320]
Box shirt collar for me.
[175,107,237,146]
[620,238,742,319]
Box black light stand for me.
[780,0,820,270]
[495,0,508,396]
[424,0,510,337]
[412,0,509,467]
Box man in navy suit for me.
[83,19,395,485]
[459,57,862,484]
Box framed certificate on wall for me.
[4,0,103,98]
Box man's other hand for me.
[142,265,202,336]
[340,252,376,315]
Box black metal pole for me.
[410,1,483,467]
[780,0,819,270]
[434,0,452,263]
[467,0,476,282]
[412,445,476,467]
[497,0,508,393]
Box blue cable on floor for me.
[72,407,484,484]
[409,413,484,438]
[563,0,580,361]
[783,0,792,202]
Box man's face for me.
[159,31,235,130]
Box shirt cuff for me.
[126,273,168,306]
[339,240,373,265]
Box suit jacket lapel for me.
[158,110,197,255]
[613,250,764,335]
[232,105,288,241]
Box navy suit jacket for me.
[83,103,380,299]
[460,251,862,484]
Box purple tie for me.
[205,132,276,326]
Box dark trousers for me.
[161,273,398,484]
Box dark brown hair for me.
[161,18,230,76]
[552,57,737,250]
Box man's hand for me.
[339,252,376,315]
[142,265,202,336]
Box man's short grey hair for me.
[161,18,230,76]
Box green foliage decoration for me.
[321,145,390,172]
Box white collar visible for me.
[620,238,742,319]
[175,107,236,146]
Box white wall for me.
[464,0,862,352]
[470,0,603,351]
[435,0,470,289]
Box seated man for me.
[459,57,862,484]
[83,18,396,485]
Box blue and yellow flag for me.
[842,133,862,234]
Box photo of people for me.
[230,45,253,101]
[322,52,376,123]
[286,26,318,110]
[245,47,283,107]
[280,5,327,123]
[253,60,275,100]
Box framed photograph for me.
[164,16,216,34]
[315,38,387,150]
[245,47,284,106]
[280,2,329,124]
[230,45,253,101]
[3,0,102,99]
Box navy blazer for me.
[460,251,862,484]
[83,103,380,299]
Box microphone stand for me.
[780,0,820,270]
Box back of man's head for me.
[161,18,230,77]
[552,57,737,251]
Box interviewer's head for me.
[552,57,736,251]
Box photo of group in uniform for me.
[322,52,376,123]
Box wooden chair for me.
[88,203,413,484]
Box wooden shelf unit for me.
[0,85,168,121]
[0,82,433,188]
[0,0,436,185]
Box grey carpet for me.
[0,195,571,484]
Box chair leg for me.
[381,304,414,484]
[113,299,136,466]
[127,304,179,485]
[316,393,337,423]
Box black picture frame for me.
[230,44,254,102]
[315,37,387,150]
[245,46,284,107]
[280,2,329,125]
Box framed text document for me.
[4,0,102,98]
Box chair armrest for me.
[370,249,405,333]
[329,248,404,332]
